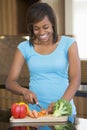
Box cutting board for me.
[10,115,68,123]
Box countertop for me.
[0,110,87,130]
[75,85,87,97]
[0,85,87,129]
[1,117,87,130]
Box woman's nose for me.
[39,28,45,35]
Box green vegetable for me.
[54,123,74,130]
[53,98,72,117]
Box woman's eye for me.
[33,26,49,31]
[33,28,39,31]
[43,26,49,29]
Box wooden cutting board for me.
[10,115,68,123]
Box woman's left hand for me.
[47,102,55,114]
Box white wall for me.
[65,0,74,35]
[65,0,87,59]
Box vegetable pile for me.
[28,109,47,118]
[11,98,72,119]
[11,102,47,118]
[53,98,72,117]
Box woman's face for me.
[33,16,53,44]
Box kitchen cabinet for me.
[74,96,87,118]
[0,88,25,110]
[0,0,39,35]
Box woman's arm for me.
[47,42,81,114]
[62,42,81,101]
[6,49,38,104]
[6,49,26,94]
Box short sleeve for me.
[64,36,76,54]
[66,37,76,49]
[17,40,29,60]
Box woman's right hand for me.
[22,89,38,104]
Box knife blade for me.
[36,103,44,110]
[33,99,44,110]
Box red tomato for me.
[11,103,27,118]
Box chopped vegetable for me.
[28,109,47,118]
[53,98,72,117]
[38,109,47,117]
[28,110,35,118]
[32,110,38,118]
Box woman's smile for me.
[39,34,48,39]
[39,33,49,41]
[33,16,53,43]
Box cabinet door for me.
[0,0,17,35]
[74,96,87,118]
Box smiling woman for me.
[6,2,81,118]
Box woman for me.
[6,2,81,115]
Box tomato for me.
[11,102,29,118]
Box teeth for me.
[40,34,47,39]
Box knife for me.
[36,103,44,110]
[33,99,43,110]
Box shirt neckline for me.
[32,36,63,56]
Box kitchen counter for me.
[0,85,87,127]
[0,110,87,130]
[75,85,87,97]
[1,117,87,130]
[76,118,87,130]
[79,84,87,91]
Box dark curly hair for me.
[26,2,58,45]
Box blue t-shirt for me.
[17,36,76,114]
